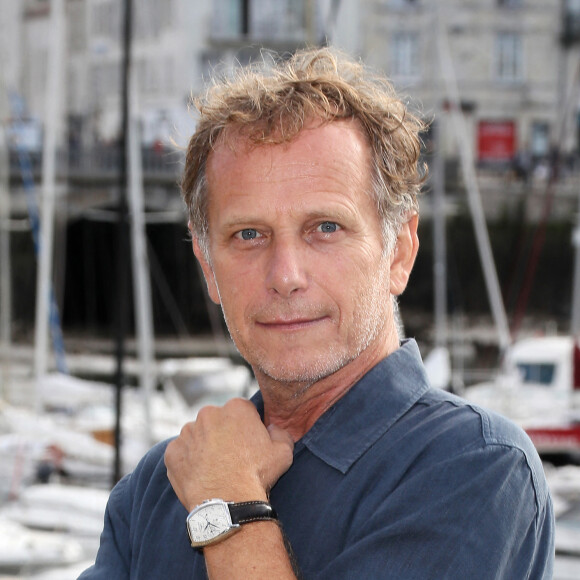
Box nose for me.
[265,236,308,298]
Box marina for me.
[0,351,254,578]
[2,0,580,576]
[0,341,579,577]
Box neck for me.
[258,335,399,441]
[260,376,351,440]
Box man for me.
[80,48,554,579]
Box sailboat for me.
[466,335,580,456]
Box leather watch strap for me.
[228,501,277,525]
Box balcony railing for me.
[9,145,184,184]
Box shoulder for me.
[420,388,541,456]
[135,438,173,476]
[131,438,173,483]
[108,438,175,513]
[413,388,551,510]
[343,385,554,577]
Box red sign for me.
[477,120,516,161]
[526,424,580,453]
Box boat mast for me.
[34,0,67,410]
[432,113,448,350]
[572,188,580,338]
[0,2,10,397]
[573,189,580,390]
[128,67,154,449]
[435,4,511,354]
[113,0,133,485]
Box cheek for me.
[215,257,260,295]
[353,260,391,316]
[214,276,254,327]
[337,247,389,288]
[320,256,388,316]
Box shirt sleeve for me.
[313,444,554,580]
[77,474,132,580]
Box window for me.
[390,32,420,80]
[517,363,556,386]
[68,1,86,52]
[495,32,523,82]
[135,0,173,39]
[90,62,120,103]
[211,0,306,41]
[530,122,549,157]
[211,0,249,38]
[251,0,305,41]
[90,0,121,40]
[389,0,420,8]
[498,0,522,8]
[562,0,580,46]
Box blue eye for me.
[318,222,339,234]
[239,229,259,240]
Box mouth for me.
[256,316,329,332]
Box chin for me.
[254,349,354,386]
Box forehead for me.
[206,119,372,192]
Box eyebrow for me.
[219,206,356,230]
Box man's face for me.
[195,120,410,387]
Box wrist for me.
[186,480,268,512]
[186,499,278,548]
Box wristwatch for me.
[186,499,278,548]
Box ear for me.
[192,237,221,305]
[389,213,419,296]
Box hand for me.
[164,398,294,512]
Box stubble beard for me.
[222,267,392,395]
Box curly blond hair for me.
[182,47,426,259]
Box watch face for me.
[187,500,236,547]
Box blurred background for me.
[1,0,580,578]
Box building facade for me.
[361,0,580,168]
[3,0,580,336]
[7,1,580,181]
[6,0,360,151]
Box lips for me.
[256,316,328,330]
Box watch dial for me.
[188,502,232,544]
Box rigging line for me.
[146,236,190,338]
[502,192,532,314]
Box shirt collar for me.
[252,339,431,474]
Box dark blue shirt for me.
[79,340,554,579]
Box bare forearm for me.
[164,400,297,576]
[204,521,299,579]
